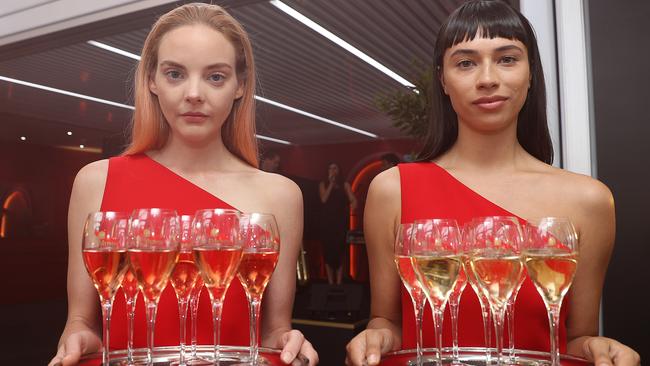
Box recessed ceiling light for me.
[67,131,73,136]
[79,144,85,149]
[269,0,415,89]
[86,40,378,139]
[20,136,26,141]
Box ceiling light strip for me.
[269,0,415,89]
[255,134,291,145]
[0,75,135,110]
[86,40,378,139]
[254,95,377,138]
[0,75,292,145]
[87,40,141,60]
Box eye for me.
[457,60,475,69]
[209,73,226,83]
[164,70,183,80]
[500,56,518,65]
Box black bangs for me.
[435,0,531,66]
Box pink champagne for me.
[525,252,577,304]
[394,255,425,299]
[237,251,279,299]
[128,249,178,303]
[194,246,242,301]
[170,251,200,300]
[470,255,523,308]
[121,268,139,300]
[83,249,127,301]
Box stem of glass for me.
[412,293,425,366]
[449,300,460,362]
[506,299,516,361]
[126,296,137,365]
[248,298,262,365]
[145,301,158,366]
[190,291,200,359]
[211,300,224,366]
[547,304,561,366]
[432,306,445,366]
[100,300,112,366]
[478,294,492,364]
[178,298,190,366]
[491,304,506,365]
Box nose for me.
[184,76,204,104]
[476,62,498,90]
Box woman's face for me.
[149,24,244,145]
[328,164,339,178]
[440,36,530,134]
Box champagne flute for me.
[506,265,526,362]
[81,211,129,366]
[468,216,524,365]
[394,223,427,366]
[411,218,462,366]
[121,267,139,365]
[188,276,204,363]
[447,258,467,364]
[170,215,201,366]
[524,217,578,366]
[128,208,180,365]
[237,213,281,365]
[192,209,243,365]
[462,222,493,364]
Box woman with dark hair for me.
[346,1,639,365]
[319,163,357,285]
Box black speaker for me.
[308,284,365,321]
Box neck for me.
[149,133,240,173]
[439,118,528,172]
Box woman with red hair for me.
[49,3,317,365]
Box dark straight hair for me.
[418,0,554,164]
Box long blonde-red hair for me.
[123,3,258,167]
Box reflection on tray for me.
[380,347,591,366]
[79,345,306,366]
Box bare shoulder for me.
[546,166,614,212]
[368,166,401,200]
[248,171,302,204]
[73,159,109,194]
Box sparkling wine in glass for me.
[170,215,201,366]
[237,213,281,365]
[121,267,139,365]
[394,223,427,366]
[128,208,180,365]
[468,216,524,365]
[192,209,243,365]
[411,218,462,366]
[524,217,578,366]
[81,211,129,366]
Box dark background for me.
[589,0,650,360]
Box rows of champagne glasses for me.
[393,216,578,366]
[81,208,281,366]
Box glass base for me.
[384,347,588,366]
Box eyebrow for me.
[449,44,525,58]
[159,60,233,70]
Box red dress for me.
[398,162,568,352]
[100,154,249,350]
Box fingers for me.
[280,329,306,364]
[345,329,393,366]
[584,337,641,366]
[47,345,66,366]
[298,338,318,365]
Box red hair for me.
[123,3,258,167]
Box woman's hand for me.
[276,329,318,365]
[581,336,640,366]
[345,328,394,366]
[48,329,102,366]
